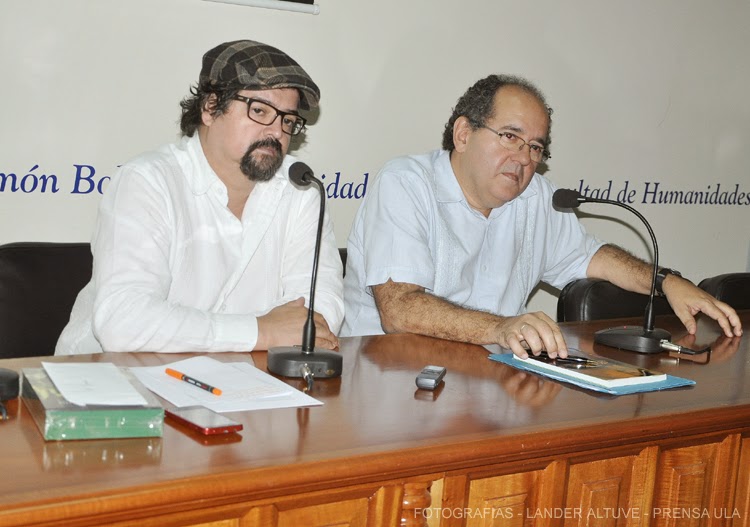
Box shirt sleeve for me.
[539,185,605,289]
[360,163,437,292]
[91,164,259,352]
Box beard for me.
[240,137,284,182]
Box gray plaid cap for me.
[199,40,320,110]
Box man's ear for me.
[452,116,473,153]
[201,94,219,126]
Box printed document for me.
[130,356,321,412]
[42,362,149,406]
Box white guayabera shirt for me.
[341,149,603,337]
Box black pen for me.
[533,350,600,366]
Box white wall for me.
[2,0,749,318]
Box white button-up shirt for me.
[56,134,343,355]
[341,149,603,337]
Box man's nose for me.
[511,144,533,165]
[264,115,285,139]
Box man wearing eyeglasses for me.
[56,40,343,355]
[341,74,741,357]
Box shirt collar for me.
[176,134,216,195]
[179,134,293,195]
[434,149,465,203]
[434,148,540,208]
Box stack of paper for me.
[512,353,666,388]
[130,356,322,412]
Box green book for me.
[22,368,164,441]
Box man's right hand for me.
[255,297,338,351]
[488,311,568,359]
[373,280,569,358]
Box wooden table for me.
[0,313,748,527]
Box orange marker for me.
[165,368,222,396]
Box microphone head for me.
[552,188,583,209]
[289,161,314,187]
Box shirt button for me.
[482,265,488,272]
[220,304,227,312]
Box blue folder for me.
[488,353,695,396]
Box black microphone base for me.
[594,326,671,354]
[267,346,343,378]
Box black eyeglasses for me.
[232,95,307,136]
[481,125,550,162]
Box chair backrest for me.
[0,242,92,358]
[698,273,750,310]
[557,278,674,322]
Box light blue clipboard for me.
[488,353,695,395]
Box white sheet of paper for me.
[130,356,322,412]
[42,362,149,406]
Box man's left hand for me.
[662,275,743,338]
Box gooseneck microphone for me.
[266,162,343,388]
[553,188,671,354]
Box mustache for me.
[248,137,283,156]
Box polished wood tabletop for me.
[0,312,748,525]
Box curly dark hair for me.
[441,74,553,157]
[179,80,243,137]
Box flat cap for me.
[199,40,320,110]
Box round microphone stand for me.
[266,163,343,389]
[553,190,671,354]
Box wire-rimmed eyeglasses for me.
[232,95,307,136]
[481,125,550,162]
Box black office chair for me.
[698,273,750,310]
[0,242,92,358]
[557,278,674,322]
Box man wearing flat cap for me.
[56,40,343,355]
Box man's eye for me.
[529,144,544,153]
[251,106,267,117]
[502,132,519,142]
